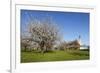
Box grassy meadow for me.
[21,49,89,63]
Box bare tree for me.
[28,17,60,53]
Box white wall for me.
[0,0,100,73]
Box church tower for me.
[78,35,81,46]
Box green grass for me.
[21,50,89,63]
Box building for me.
[56,35,87,50]
[65,40,80,50]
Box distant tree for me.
[21,38,30,51]
[57,41,67,50]
[21,32,32,51]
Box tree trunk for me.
[24,46,27,52]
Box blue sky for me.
[21,9,89,45]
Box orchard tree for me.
[28,17,61,53]
[21,33,32,51]
[21,38,30,51]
